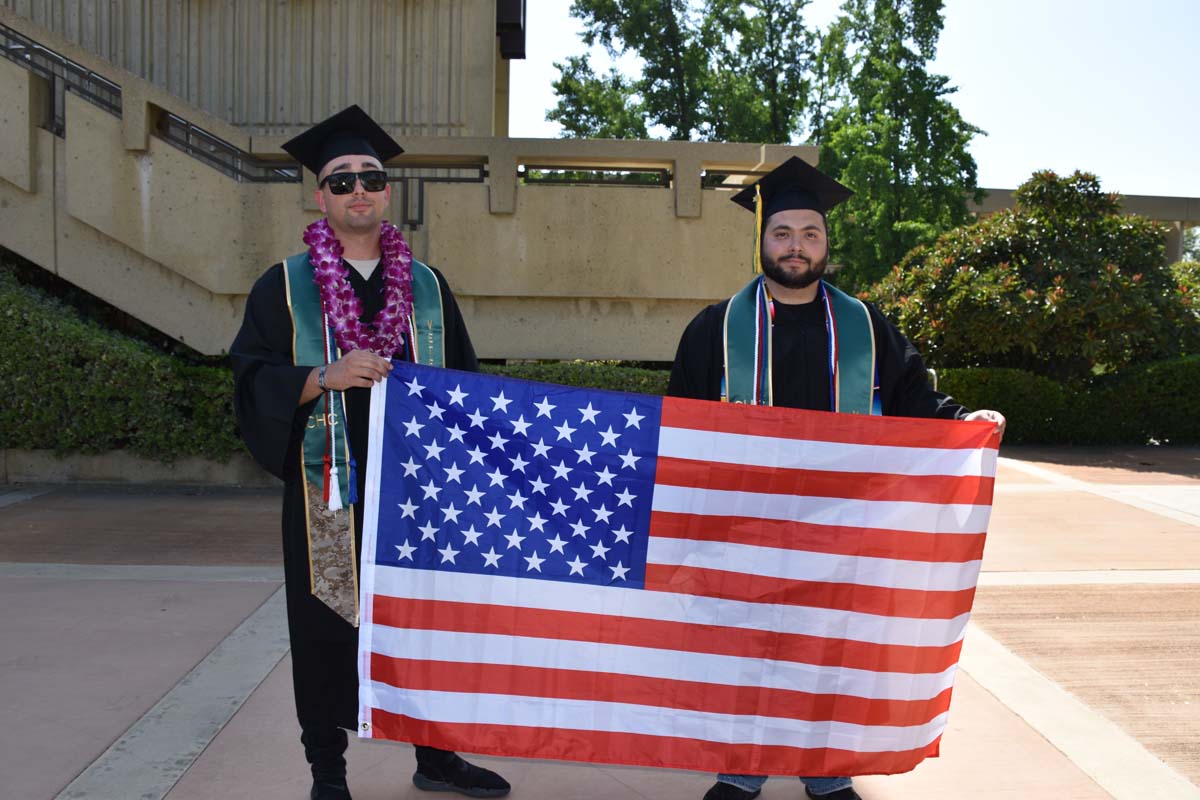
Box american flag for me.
[358,362,998,776]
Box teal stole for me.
[283,252,445,625]
[723,277,880,414]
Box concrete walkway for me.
[1,447,1197,800]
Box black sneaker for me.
[702,781,761,800]
[310,778,352,800]
[805,786,861,800]
[412,753,511,798]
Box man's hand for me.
[300,350,392,405]
[964,409,1006,439]
[323,349,393,390]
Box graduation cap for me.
[730,156,852,273]
[282,104,404,176]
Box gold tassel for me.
[753,183,763,274]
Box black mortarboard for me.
[730,156,852,218]
[281,105,404,176]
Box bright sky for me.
[509,0,1200,198]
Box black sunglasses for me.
[320,169,389,194]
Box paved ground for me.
[1,446,1197,800]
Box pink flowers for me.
[304,218,414,357]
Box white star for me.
[445,424,466,444]
[595,466,615,486]
[446,384,468,406]
[418,522,438,541]
[420,479,441,501]
[401,457,421,477]
[615,488,636,507]
[527,512,548,532]
[546,533,568,554]
[465,445,486,466]
[507,489,528,510]
[425,400,445,420]
[395,540,416,560]
[504,529,526,550]
[551,460,573,481]
[463,484,485,506]
[511,415,532,437]
[574,443,595,464]
[531,438,551,459]
[443,462,464,483]
[460,525,484,546]
[405,376,425,396]
[549,498,570,516]
[438,543,460,563]
[619,448,641,470]
[566,555,587,576]
[524,551,545,572]
[578,402,601,424]
[467,408,488,428]
[593,504,614,524]
[599,426,620,447]
[481,547,502,568]
[488,431,510,451]
[403,416,424,437]
[397,499,418,518]
[490,391,512,414]
[572,482,593,502]
[528,476,549,495]
[509,453,529,473]
[590,540,611,560]
[423,441,444,461]
[569,519,590,538]
[441,503,461,524]
[484,507,504,527]
[486,467,506,487]
[612,524,633,544]
[609,561,630,581]
[534,397,556,418]
[554,420,577,442]
[623,407,645,429]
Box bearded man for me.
[232,105,510,800]
[667,157,1004,800]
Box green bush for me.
[486,361,669,395]
[938,368,1068,445]
[869,171,1197,382]
[0,272,241,460]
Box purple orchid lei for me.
[303,218,414,357]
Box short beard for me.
[761,251,829,290]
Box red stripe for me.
[655,456,994,505]
[644,565,976,619]
[661,395,999,451]
[370,711,942,776]
[371,597,964,674]
[650,511,987,563]
[370,655,953,728]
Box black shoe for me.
[311,778,352,800]
[702,782,761,800]
[805,786,861,800]
[413,753,510,798]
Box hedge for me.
[4,269,1198,461]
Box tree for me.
[815,0,982,290]
[869,171,1196,382]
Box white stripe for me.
[367,683,948,753]
[370,627,958,702]
[652,484,992,535]
[370,566,968,648]
[659,426,998,478]
[647,537,983,592]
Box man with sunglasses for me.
[232,106,510,800]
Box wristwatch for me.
[318,364,329,391]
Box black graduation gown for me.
[667,292,968,419]
[231,260,477,729]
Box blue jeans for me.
[717,773,853,796]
